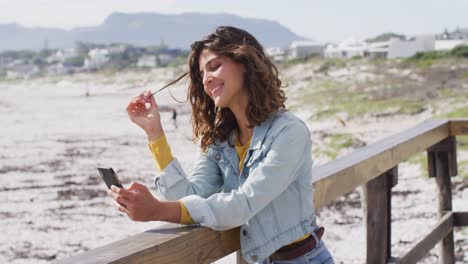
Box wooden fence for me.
[58,119,468,264]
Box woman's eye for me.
[211,64,221,71]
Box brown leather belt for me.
[269,227,325,261]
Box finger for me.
[126,102,138,113]
[127,100,144,112]
[131,92,145,100]
[127,102,147,115]
[147,93,158,108]
[108,188,126,203]
[127,181,148,193]
[111,185,135,200]
[130,98,146,108]
[114,200,129,214]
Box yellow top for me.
[147,135,174,171]
[148,135,195,225]
[235,135,251,172]
[148,134,309,243]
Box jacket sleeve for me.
[154,148,223,201]
[180,121,311,230]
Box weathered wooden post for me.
[427,136,457,264]
[365,166,398,264]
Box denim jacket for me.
[154,110,317,263]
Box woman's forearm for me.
[146,126,165,142]
[157,200,182,223]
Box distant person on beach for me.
[109,26,334,264]
[172,108,177,128]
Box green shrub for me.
[316,58,346,73]
[284,57,306,66]
[408,45,468,63]
[410,50,448,60]
[450,45,468,58]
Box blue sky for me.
[1,0,467,42]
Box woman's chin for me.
[213,97,226,108]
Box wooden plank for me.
[454,212,468,226]
[390,166,398,188]
[449,119,468,136]
[434,151,455,264]
[427,137,457,178]
[56,224,241,264]
[313,119,449,208]
[427,151,436,179]
[365,169,393,264]
[397,212,454,264]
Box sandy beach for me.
[1,63,467,263]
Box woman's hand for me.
[126,91,164,141]
[107,182,181,223]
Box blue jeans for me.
[258,240,334,264]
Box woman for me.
[108,26,334,264]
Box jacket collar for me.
[222,110,281,150]
[249,110,280,150]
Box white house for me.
[46,48,77,64]
[6,64,40,79]
[387,35,435,58]
[157,54,174,67]
[47,63,74,75]
[84,49,109,70]
[324,38,368,58]
[265,47,287,62]
[438,27,468,40]
[137,55,158,68]
[435,39,468,51]
[289,41,324,59]
[367,40,391,58]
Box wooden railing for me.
[58,119,468,264]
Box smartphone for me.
[97,167,124,189]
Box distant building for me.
[387,35,435,58]
[325,35,435,59]
[437,27,468,40]
[6,64,40,79]
[84,49,109,70]
[137,55,158,68]
[107,45,127,55]
[435,27,468,51]
[265,47,287,62]
[156,49,182,67]
[46,48,77,64]
[367,40,391,58]
[435,39,468,51]
[47,63,74,75]
[324,38,368,58]
[289,40,324,58]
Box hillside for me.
[0,12,304,51]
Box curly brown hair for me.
[188,26,286,150]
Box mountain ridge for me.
[0,12,306,51]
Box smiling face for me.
[198,49,247,110]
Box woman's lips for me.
[211,83,223,97]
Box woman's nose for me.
[202,73,213,87]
